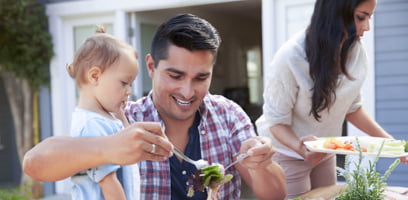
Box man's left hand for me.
[239,136,275,169]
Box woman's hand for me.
[400,156,408,164]
[300,135,329,165]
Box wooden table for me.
[297,185,408,200]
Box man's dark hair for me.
[150,13,221,67]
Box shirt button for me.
[182,170,187,175]
[200,130,206,135]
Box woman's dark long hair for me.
[306,0,366,121]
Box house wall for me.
[374,0,408,187]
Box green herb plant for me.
[0,185,32,200]
[336,138,400,200]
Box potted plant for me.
[336,138,400,200]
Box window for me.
[246,47,262,104]
[74,24,113,51]
[72,24,113,98]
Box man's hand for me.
[239,136,275,169]
[104,122,173,165]
[237,136,287,200]
[23,122,173,182]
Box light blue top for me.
[70,108,134,200]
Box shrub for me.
[0,185,32,200]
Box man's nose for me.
[179,80,194,99]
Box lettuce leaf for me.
[186,163,233,197]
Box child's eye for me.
[121,81,128,86]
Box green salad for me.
[186,163,233,197]
[367,139,406,155]
[405,140,408,152]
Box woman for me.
[256,0,407,199]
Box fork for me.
[224,153,249,170]
[172,147,209,169]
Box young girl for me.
[67,26,139,200]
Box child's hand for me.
[112,102,129,127]
[99,172,126,200]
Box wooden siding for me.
[374,0,408,187]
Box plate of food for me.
[304,136,408,158]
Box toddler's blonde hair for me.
[67,25,137,86]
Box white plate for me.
[303,136,408,158]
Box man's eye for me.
[196,74,210,81]
[169,75,181,79]
[196,77,208,81]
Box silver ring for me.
[150,143,156,154]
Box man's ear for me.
[145,54,155,78]
[87,66,102,85]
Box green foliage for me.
[336,138,400,200]
[0,186,32,200]
[0,0,53,89]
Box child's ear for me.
[87,66,102,85]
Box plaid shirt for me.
[125,92,256,200]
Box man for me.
[23,14,286,200]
